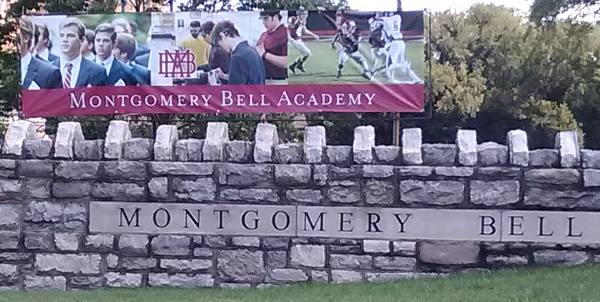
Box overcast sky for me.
[347,0,534,13]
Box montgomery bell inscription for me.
[89,202,598,244]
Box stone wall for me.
[0,120,597,290]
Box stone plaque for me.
[89,202,600,244]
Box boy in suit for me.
[94,23,137,86]
[114,32,151,85]
[54,18,107,88]
[34,23,59,63]
[20,17,62,90]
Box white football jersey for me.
[369,17,384,32]
[383,14,403,40]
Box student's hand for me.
[255,45,266,57]
[214,68,229,80]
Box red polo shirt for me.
[258,23,288,80]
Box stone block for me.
[555,131,580,168]
[269,269,308,282]
[107,254,119,268]
[118,234,148,255]
[402,128,422,165]
[219,164,272,186]
[326,146,352,164]
[92,183,146,200]
[54,122,85,159]
[286,189,322,204]
[364,240,390,253]
[486,254,528,266]
[24,276,66,290]
[175,139,203,161]
[3,120,35,156]
[331,270,362,283]
[434,167,473,177]
[290,245,325,268]
[85,234,114,251]
[70,276,103,288]
[274,143,303,163]
[262,237,290,249]
[330,254,372,269]
[121,257,157,270]
[25,178,51,199]
[55,161,99,180]
[52,181,91,198]
[105,273,142,288]
[172,178,215,201]
[374,146,400,164]
[123,138,154,160]
[202,122,229,161]
[204,235,227,247]
[149,177,169,200]
[365,272,437,282]
[353,126,375,164]
[525,188,600,208]
[267,251,287,268]
[0,205,19,229]
[525,169,580,186]
[457,129,477,166]
[584,169,600,187]
[310,270,329,282]
[327,180,361,204]
[393,241,417,255]
[0,160,16,170]
[365,179,394,205]
[104,120,131,159]
[476,167,521,178]
[103,161,147,180]
[74,139,104,160]
[160,259,212,271]
[313,165,328,186]
[0,232,18,249]
[151,235,190,256]
[477,142,508,166]
[275,164,311,185]
[148,273,213,288]
[150,162,213,176]
[23,139,52,159]
[0,264,18,282]
[530,149,559,168]
[231,236,260,247]
[24,201,61,223]
[35,253,101,274]
[54,233,79,251]
[582,149,600,169]
[330,166,361,179]
[422,144,456,166]
[373,256,416,271]
[396,166,433,177]
[304,126,326,164]
[154,125,178,161]
[218,249,266,283]
[194,248,213,257]
[418,241,480,265]
[363,165,394,178]
[507,130,529,167]
[25,232,54,250]
[18,159,52,178]
[225,141,253,163]
[219,188,278,202]
[400,180,464,205]
[534,250,588,266]
[254,123,278,163]
[470,180,520,206]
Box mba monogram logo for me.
[158,50,197,78]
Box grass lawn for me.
[288,39,425,84]
[5,265,600,302]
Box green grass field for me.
[287,39,426,84]
[5,265,600,301]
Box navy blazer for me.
[127,63,151,85]
[22,56,62,89]
[134,52,149,67]
[48,52,59,63]
[107,58,137,86]
[53,57,108,87]
[134,43,150,59]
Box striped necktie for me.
[63,63,73,88]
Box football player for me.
[288,7,319,74]
[368,12,386,74]
[382,11,422,83]
[336,21,371,80]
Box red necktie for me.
[63,63,73,88]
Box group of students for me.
[20,16,151,90]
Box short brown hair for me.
[95,23,117,43]
[19,17,35,49]
[36,23,50,40]
[211,20,240,44]
[115,33,136,61]
[60,17,86,40]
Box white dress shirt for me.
[96,55,114,76]
[37,48,50,61]
[60,55,82,88]
[20,52,32,84]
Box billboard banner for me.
[19,10,425,117]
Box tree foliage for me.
[531,0,600,22]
